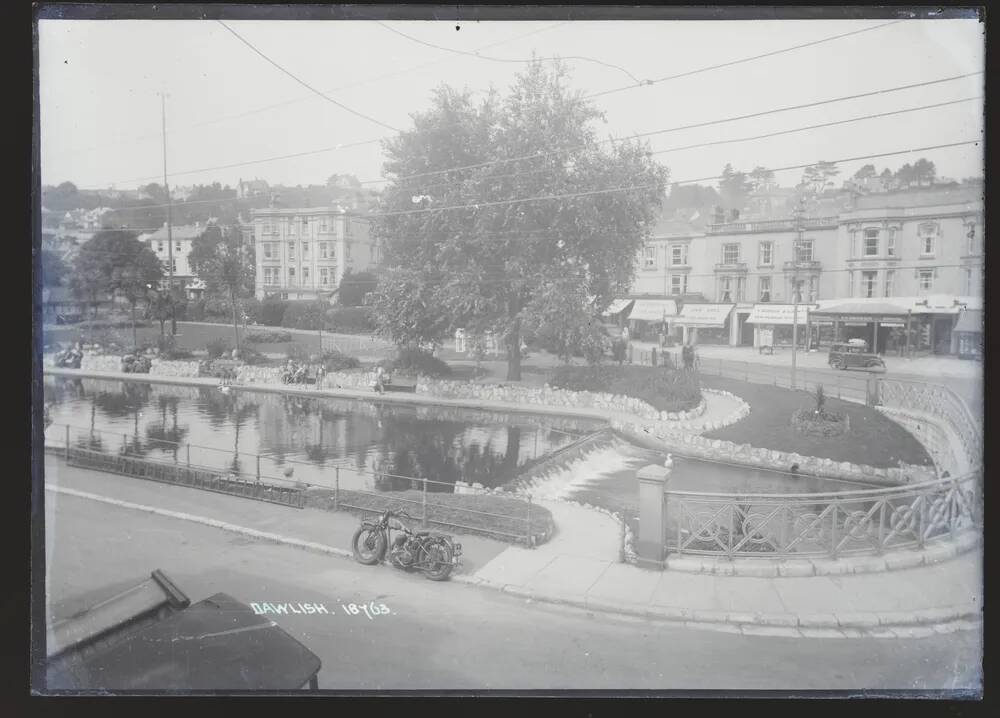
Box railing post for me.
[256,454,261,483]
[122,433,128,454]
[65,425,70,460]
[186,443,191,468]
[422,478,428,529]
[333,467,339,512]
[526,494,533,548]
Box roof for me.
[851,185,983,211]
[47,593,322,690]
[144,224,209,242]
[954,309,983,334]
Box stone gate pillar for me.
[636,463,671,569]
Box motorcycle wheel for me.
[352,526,386,565]
[423,541,454,581]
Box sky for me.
[38,17,984,193]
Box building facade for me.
[250,207,377,302]
[141,222,209,299]
[626,184,983,354]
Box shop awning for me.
[811,300,912,319]
[745,303,818,325]
[954,309,983,334]
[673,303,735,327]
[601,298,634,316]
[627,299,678,322]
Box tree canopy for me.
[41,249,69,288]
[370,60,668,379]
[188,224,255,350]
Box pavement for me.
[44,488,983,691]
[44,455,983,640]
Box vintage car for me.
[827,341,886,371]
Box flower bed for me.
[791,408,849,438]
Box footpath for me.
[45,454,982,640]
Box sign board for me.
[674,303,735,327]
[758,328,774,346]
[627,299,678,322]
[880,322,905,328]
[745,303,816,325]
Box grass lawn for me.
[699,375,932,468]
[304,487,553,546]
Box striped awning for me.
[673,303,735,327]
[602,299,633,316]
[627,299,678,322]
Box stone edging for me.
[45,484,979,639]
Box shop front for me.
[602,298,636,331]
[625,299,679,343]
[810,301,919,357]
[744,303,818,350]
[954,309,983,360]
[673,303,735,346]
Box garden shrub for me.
[791,407,848,438]
[383,348,452,378]
[184,299,206,322]
[238,346,268,366]
[324,306,376,334]
[320,350,361,371]
[259,297,287,327]
[157,335,195,360]
[281,300,328,330]
[245,329,293,343]
[547,365,701,413]
[205,338,232,359]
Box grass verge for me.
[699,375,932,468]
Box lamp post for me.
[791,198,805,390]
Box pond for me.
[42,377,606,493]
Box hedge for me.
[324,306,375,334]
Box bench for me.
[378,377,417,393]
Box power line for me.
[375,20,643,83]
[382,96,982,195]
[84,72,982,191]
[582,19,907,100]
[368,72,983,187]
[216,20,401,133]
[60,22,570,160]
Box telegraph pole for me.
[791,198,804,390]
[160,92,177,335]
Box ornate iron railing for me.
[664,471,982,559]
[877,379,983,469]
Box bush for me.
[611,339,627,365]
[792,407,848,438]
[285,344,312,362]
[324,306,376,334]
[281,300,328,330]
[237,346,268,366]
[184,299,206,322]
[383,348,452,378]
[245,329,293,343]
[259,297,287,327]
[205,338,232,359]
[157,335,195,360]
[547,365,701,413]
[320,350,361,372]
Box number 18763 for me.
[341,602,390,620]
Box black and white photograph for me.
[32,5,984,696]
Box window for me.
[175,241,181,252]
[157,241,164,252]
[863,228,879,256]
[302,241,309,259]
[319,242,328,259]
[289,218,298,235]
[302,267,310,284]
[263,243,272,259]
[918,223,938,256]
[722,244,740,264]
[719,277,732,302]
[884,270,894,298]
[670,274,687,295]
[736,277,746,302]
[758,241,773,266]
[320,218,329,232]
[918,269,934,292]
[671,244,688,266]
[642,246,656,268]
[759,276,771,301]
[288,267,296,285]
[287,241,295,260]
[796,239,814,263]
[887,229,896,257]
[862,271,877,298]
[320,267,329,285]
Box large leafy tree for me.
[718,164,752,210]
[188,224,254,354]
[41,249,69,287]
[70,230,162,342]
[371,60,668,380]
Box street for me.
[45,491,982,691]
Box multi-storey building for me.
[625,184,983,355]
[142,222,208,299]
[250,206,377,302]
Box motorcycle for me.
[54,348,82,369]
[351,509,462,581]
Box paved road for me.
[44,492,982,692]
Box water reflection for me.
[43,378,594,492]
